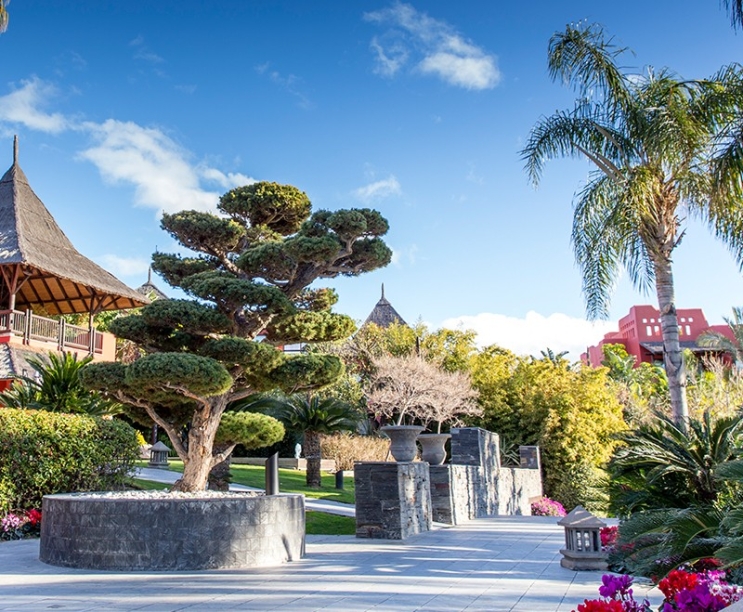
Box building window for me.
[686,325,691,336]
[646,325,652,336]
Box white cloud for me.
[255,63,312,109]
[130,36,165,64]
[364,3,500,90]
[0,77,257,216]
[389,243,418,266]
[99,254,150,277]
[353,175,402,202]
[440,311,617,361]
[79,120,221,214]
[199,167,256,190]
[369,37,408,77]
[0,77,68,133]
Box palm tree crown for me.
[521,23,743,425]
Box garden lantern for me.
[148,441,170,468]
[557,505,608,570]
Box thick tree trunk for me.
[304,431,322,488]
[172,404,223,492]
[654,257,689,427]
[208,443,232,491]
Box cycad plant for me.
[271,394,360,487]
[0,352,120,415]
[609,411,743,513]
[608,411,743,577]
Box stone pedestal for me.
[354,461,431,539]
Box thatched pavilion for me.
[0,137,147,386]
[362,284,407,328]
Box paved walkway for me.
[0,516,661,612]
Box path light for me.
[557,505,608,570]
[148,441,170,468]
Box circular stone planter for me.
[381,425,424,462]
[39,491,305,571]
[418,433,451,465]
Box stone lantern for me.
[557,505,607,570]
[148,441,171,468]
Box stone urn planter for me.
[418,433,451,465]
[381,425,424,462]
[40,491,305,571]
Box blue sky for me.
[1,0,741,358]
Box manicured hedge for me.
[0,408,140,512]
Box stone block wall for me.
[354,461,431,539]
[40,492,305,571]
[492,467,543,515]
[429,464,477,524]
[449,427,542,519]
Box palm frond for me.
[547,22,631,117]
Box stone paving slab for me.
[0,516,661,612]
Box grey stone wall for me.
[493,468,543,515]
[447,428,543,519]
[40,492,305,571]
[429,464,477,524]
[354,462,431,539]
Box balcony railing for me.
[0,309,104,354]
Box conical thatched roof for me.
[362,284,407,328]
[137,268,169,301]
[0,140,148,315]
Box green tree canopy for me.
[82,181,391,491]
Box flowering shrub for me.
[0,509,42,541]
[530,496,566,516]
[601,526,619,551]
[575,570,743,612]
[573,574,652,612]
[658,568,743,611]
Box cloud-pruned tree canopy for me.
[82,181,391,491]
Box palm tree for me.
[0,352,120,415]
[0,1,8,34]
[522,23,743,426]
[272,395,360,488]
[723,0,743,28]
[698,306,743,365]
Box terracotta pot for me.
[380,425,424,462]
[418,433,451,465]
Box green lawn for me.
[306,511,356,535]
[129,477,170,491]
[151,460,356,505]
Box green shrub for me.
[0,409,140,512]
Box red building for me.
[584,305,733,367]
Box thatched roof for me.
[0,140,149,315]
[362,284,407,328]
[137,268,169,301]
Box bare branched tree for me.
[364,353,480,430]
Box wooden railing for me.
[0,309,104,354]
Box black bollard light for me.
[265,452,279,495]
[335,469,344,490]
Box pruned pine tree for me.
[521,23,743,426]
[81,182,391,491]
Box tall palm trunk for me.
[304,430,322,488]
[653,256,689,426]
